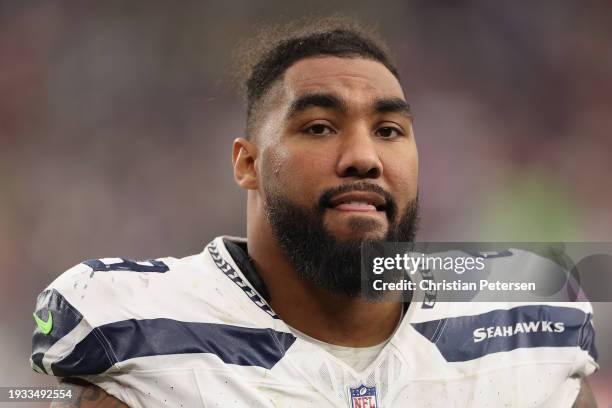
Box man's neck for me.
[247,215,402,347]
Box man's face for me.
[251,56,419,296]
[258,56,419,241]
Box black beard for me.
[264,182,419,298]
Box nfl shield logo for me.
[349,384,378,408]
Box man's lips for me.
[327,191,387,213]
[334,202,378,212]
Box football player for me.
[31,18,598,407]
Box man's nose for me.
[335,128,383,179]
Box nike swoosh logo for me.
[33,310,53,335]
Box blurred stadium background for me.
[1,1,611,405]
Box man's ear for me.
[232,137,258,190]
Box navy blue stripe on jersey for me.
[31,353,45,373]
[412,305,596,362]
[579,315,598,361]
[83,258,169,273]
[51,327,113,376]
[208,242,279,319]
[31,289,84,374]
[52,319,297,375]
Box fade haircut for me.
[237,17,400,138]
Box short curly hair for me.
[236,17,400,138]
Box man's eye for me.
[376,126,403,138]
[305,124,334,135]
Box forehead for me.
[281,56,405,104]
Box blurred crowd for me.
[1,1,610,404]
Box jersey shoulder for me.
[30,237,283,378]
[406,246,598,376]
[30,255,177,376]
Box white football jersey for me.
[31,237,598,407]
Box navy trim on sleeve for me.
[53,319,297,375]
[51,328,114,376]
[31,289,84,374]
[412,305,590,362]
[579,315,598,361]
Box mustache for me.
[317,181,398,221]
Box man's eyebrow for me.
[286,92,348,119]
[374,97,412,118]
